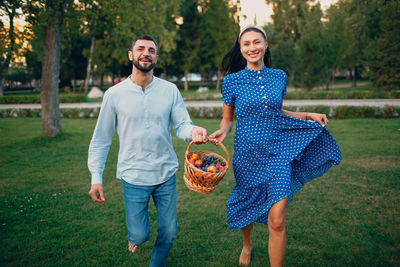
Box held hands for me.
[191,126,208,144]
[209,128,228,146]
[307,112,329,127]
[88,184,105,202]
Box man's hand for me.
[191,126,208,144]
[88,184,105,202]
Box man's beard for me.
[132,58,155,73]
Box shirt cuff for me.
[91,173,103,184]
[187,125,196,141]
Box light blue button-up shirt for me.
[88,76,194,185]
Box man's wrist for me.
[91,173,103,185]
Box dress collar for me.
[243,66,268,76]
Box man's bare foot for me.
[128,242,138,253]
[239,246,251,266]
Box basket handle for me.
[185,140,231,167]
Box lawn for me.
[0,118,399,266]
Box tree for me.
[266,0,323,88]
[323,3,350,89]
[0,0,25,96]
[25,0,70,136]
[293,3,328,89]
[264,23,296,76]
[175,0,202,91]
[87,0,179,85]
[367,0,400,90]
[266,0,309,41]
[201,0,239,90]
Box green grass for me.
[0,118,399,266]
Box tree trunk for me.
[83,36,95,93]
[352,66,357,87]
[163,67,167,80]
[72,78,76,92]
[176,74,183,89]
[184,69,189,91]
[208,71,213,89]
[216,67,222,91]
[0,77,6,96]
[325,70,333,90]
[100,72,104,91]
[199,72,205,88]
[40,0,67,137]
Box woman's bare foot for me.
[239,245,251,266]
[128,241,138,253]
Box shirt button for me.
[257,71,260,74]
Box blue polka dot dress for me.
[222,66,342,231]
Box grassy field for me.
[0,118,399,266]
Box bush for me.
[0,93,88,104]
[0,105,399,119]
[284,89,399,100]
[331,105,400,119]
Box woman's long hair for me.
[222,28,271,75]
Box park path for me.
[0,98,399,110]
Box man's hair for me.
[131,35,158,50]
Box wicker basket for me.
[183,141,230,194]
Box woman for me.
[209,25,342,267]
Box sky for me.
[239,0,339,27]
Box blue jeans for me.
[122,175,177,267]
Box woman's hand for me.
[307,112,328,126]
[209,104,234,146]
[209,128,229,146]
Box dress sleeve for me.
[222,75,235,107]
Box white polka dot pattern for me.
[222,67,342,230]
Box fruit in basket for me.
[188,153,227,173]
[215,163,225,171]
[195,160,203,167]
[207,166,217,173]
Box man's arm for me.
[170,88,207,143]
[87,92,116,202]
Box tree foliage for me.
[293,3,327,89]
[201,0,239,90]
[265,0,399,90]
[0,0,26,95]
[175,0,203,91]
[366,0,400,90]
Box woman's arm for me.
[209,104,235,145]
[281,108,328,126]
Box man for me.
[88,34,208,267]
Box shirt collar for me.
[127,75,156,93]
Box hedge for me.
[0,93,87,104]
[1,105,399,119]
[1,89,399,104]
[284,89,400,100]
